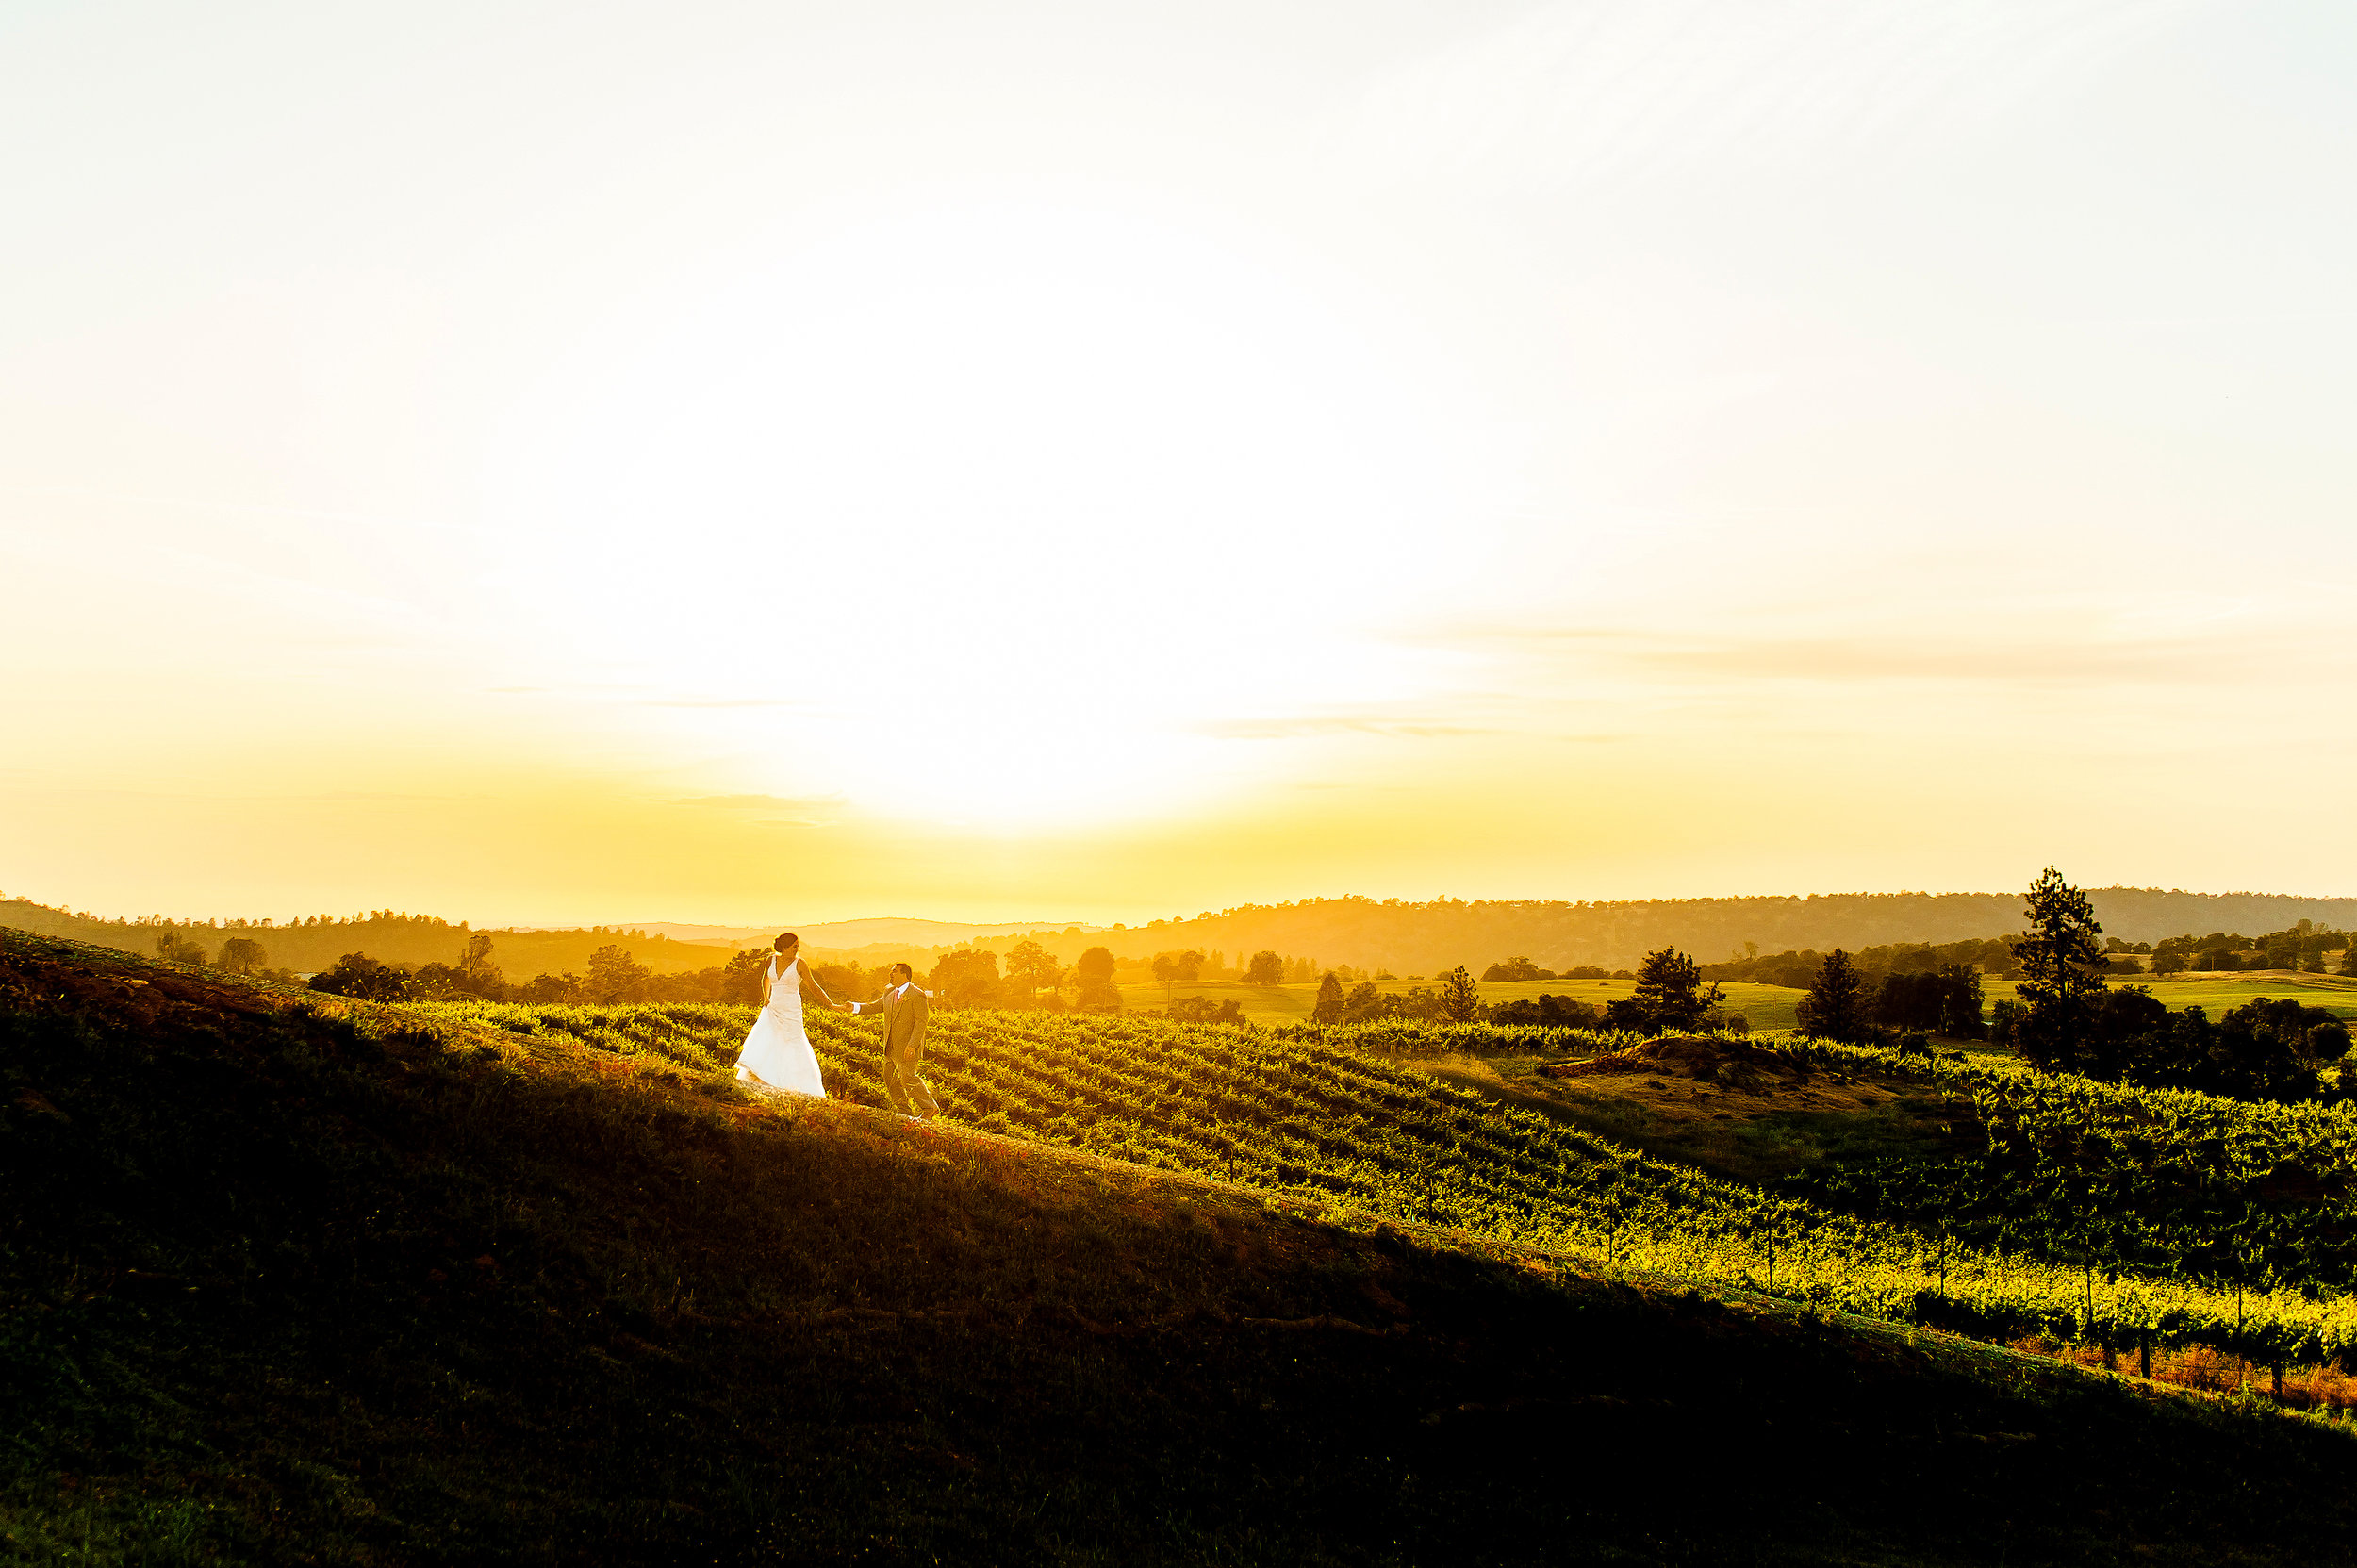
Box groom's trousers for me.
[883,1044,941,1119]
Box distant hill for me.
[0,900,754,979]
[10,886,2356,983]
[890,888,2357,977]
[601,916,1103,949]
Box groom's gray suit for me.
[848,982,940,1119]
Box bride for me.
[734,933,835,1097]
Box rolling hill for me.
[611,916,1102,949]
[15,885,2357,993]
[6,930,2356,1563]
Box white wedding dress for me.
[734,955,827,1097]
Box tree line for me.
[2144,924,2355,976]
[1036,886,2357,975]
[1791,868,2353,1105]
[302,937,1140,1014]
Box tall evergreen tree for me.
[1438,966,1483,1023]
[1311,970,1346,1024]
[2013,866,2108,1073]
[1796,949,1867,1042]
[1630,946,1720,1032]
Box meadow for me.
[2036,970,2357,1020]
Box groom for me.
[837,963,940,1120]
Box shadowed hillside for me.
[5,931,2354,1564]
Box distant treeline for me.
[302,936,1131,1015]
[847,888,2357,975]
[0,899,758,979]
[1701,936,2024,988]
[1700,921,2356,990]
[18,885,2357,985]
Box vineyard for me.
[1784,1038,2357,1294]
[414,999,2357,1382]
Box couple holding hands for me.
[733,932,939,1119]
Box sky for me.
[4,0,2353,927]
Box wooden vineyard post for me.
[2236,1284,2247,1395]
[2139,1337,2151,1380]
[2272,1363,2284,1402]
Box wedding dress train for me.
[735,955,827,1097]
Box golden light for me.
[480,199,1505,827]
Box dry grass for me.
[1426,1034,1969,1185]
[2010,1336,2357,1414]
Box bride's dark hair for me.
[773,933,798,952]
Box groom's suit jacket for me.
[850,982,931,1058]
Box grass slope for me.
[5,933,2354,1566]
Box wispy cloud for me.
[1626,635,2251,685]
[668,793,846,827]
[1423,588,2352,689]
[1315,0,2212,194]
[480,683,816,709]
[1195,714,1501,741]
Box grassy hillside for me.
[8,931,2357,1564]
[437,1000,2357,1370]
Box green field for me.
[2001,970,2357,1020]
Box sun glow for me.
[8,1,2356,926]
[481,201,1504,826]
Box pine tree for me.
[1796,949,1867,1042]
[1311,970,1346,1024]
[2013,866,2108,1073]
[1438,966,1483,1023]
[1627,946,1719,1032]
